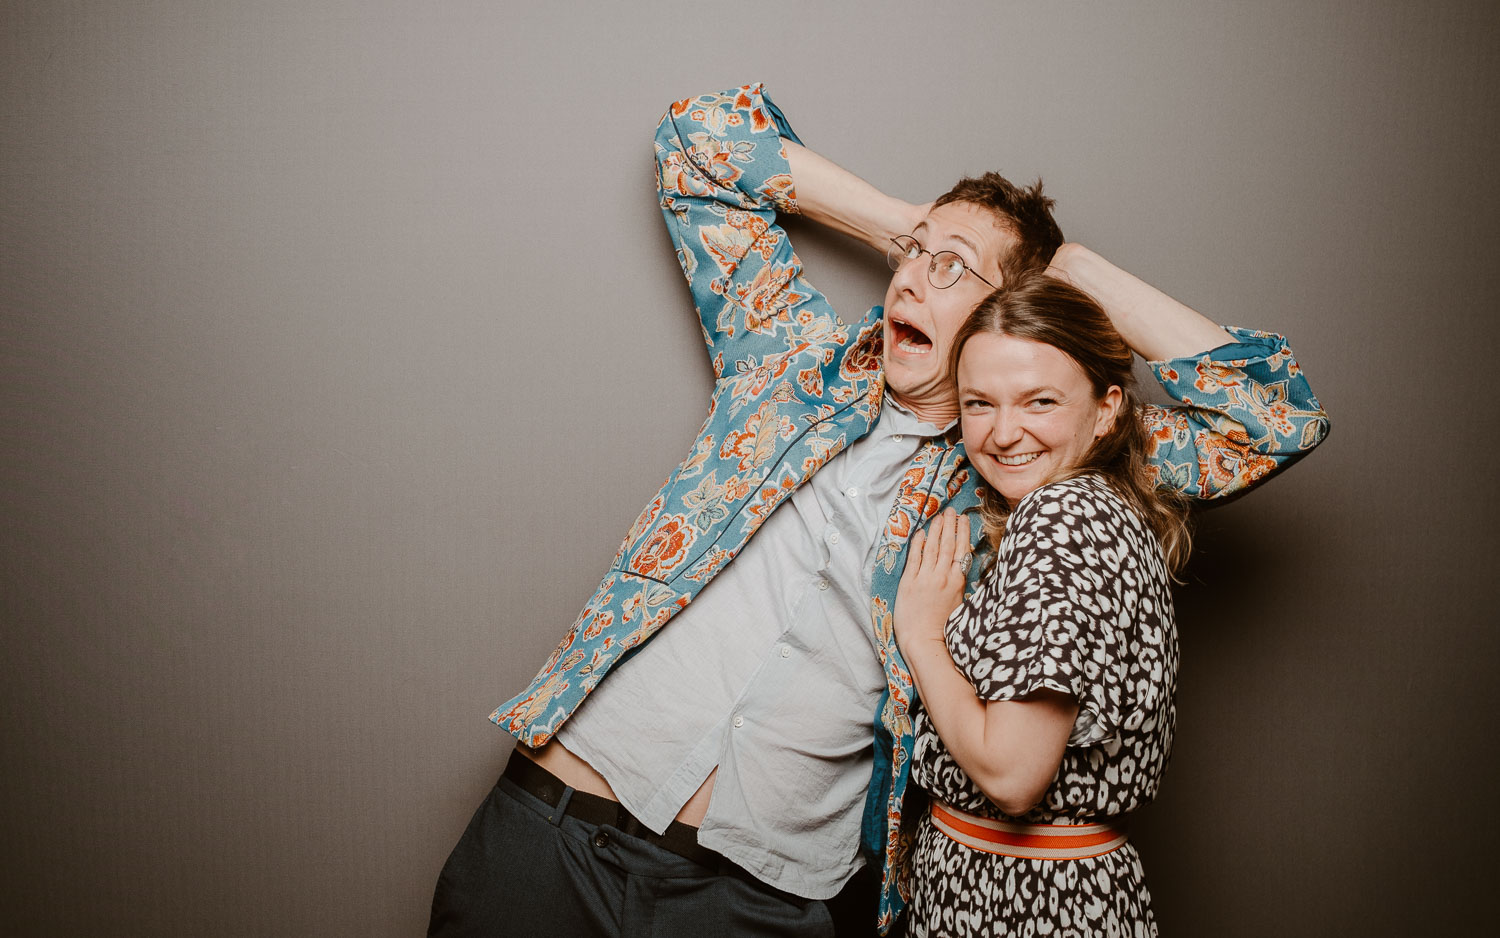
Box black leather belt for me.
[503,750,724,869]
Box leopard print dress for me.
[906,474,1178,938]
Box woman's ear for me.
[1094,385,1124,438]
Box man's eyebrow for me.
[947,233,982,258]
[912,221,982,260]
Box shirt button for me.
[780,645,791,658]
[829,532,840,545]
[593,831,610,848]
[845,486,859,498]
[893,434,904,443]
[733,715,744,728]
[818,579,829,591]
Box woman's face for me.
[957,332,1122,504]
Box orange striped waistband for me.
[930,802,1128,860]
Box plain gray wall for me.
[3,1,1496,935]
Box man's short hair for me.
[934,173,1064,284]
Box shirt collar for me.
[880,392,957,438]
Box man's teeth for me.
[994,453,1041,466]
[891,319,931,352]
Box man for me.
[430,84,1328,937]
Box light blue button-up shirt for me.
[559,396,949,899]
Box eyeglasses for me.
[886,235,997,290]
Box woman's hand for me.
[893,509,971,653]
[894,508,1078,817]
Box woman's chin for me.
[998,483,1039,504]
[982,465,1046,505]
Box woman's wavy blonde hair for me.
[950,273,1193,575]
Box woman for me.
[893,274,1192,937]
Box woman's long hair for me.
[949,274,1193,574]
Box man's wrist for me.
[784,139,920,253]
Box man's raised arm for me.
[655,86,854,378]
[782,140,926,254]
[1048,242,1331,499]
[654,85,932,381]
[1048,243,1231,360]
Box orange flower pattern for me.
[719,399,795,471]
[627,514,696,580]
[489,85,1331,933]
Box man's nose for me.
[890,252,928,299]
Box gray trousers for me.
[428,775,838,937]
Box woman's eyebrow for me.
[958,385,1064,400]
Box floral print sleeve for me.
[1144,327,1330,499]
[655,84,844,377]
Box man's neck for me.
[885,391,958,430]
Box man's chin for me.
[881,363,934,410]
[882,354,935,390]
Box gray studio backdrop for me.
[3,1,1497,935]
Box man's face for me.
[882,201,1015,422]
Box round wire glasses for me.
[886,235,997,290]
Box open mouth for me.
[992,452,1042,467]
[889,318,932,355]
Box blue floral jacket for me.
[491,84,1330,932]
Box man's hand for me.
[1045,242,1233,361]
[893,509,971,653]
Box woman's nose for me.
[989,409,1024,446]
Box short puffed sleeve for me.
[943,476,1171,747]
